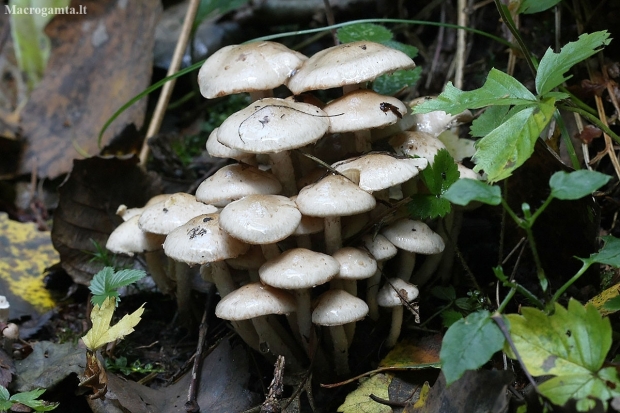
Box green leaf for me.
[407,194,451,220]
[578,235,620,268]
[195,0,250,28]
[431,285,456,301]
[412,69,536,115]
[536,31,611,95]
[549,170,611,200]
[337,373,393,413]
[470,105,529,138]
[382,40,418,59]
[10,388,58,411]
[420,149,460,195]
[517,0,562,14]
[89,267,146,307]
[472,97,556,182]
[372,67,422,96]
[505,300,620,409]
[0,386,10,410]
[337,23,393,44]
[441,309,463,328]
[439,310,505,385]
[442,179,501,206]
[602,296,620,312]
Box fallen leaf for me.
[0,212,57,319]
[337,374,393,413]
[588,283,620,316]
[14,341,85,393]
[379,335,441,369]
[406,370,512,413]
[82,296,144,351]
[18,0,161,178]
[51,155,162,284]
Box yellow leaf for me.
[379,336,441,369]
[337,373,393,413]
[0,212,56,313]
[412,381,431,408]
[82,296,144,351]
[588,283,620,316]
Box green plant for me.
[439,170,620,411]
[88,266,146,307]
[104,356,164,376]
[84,239,117,268]
[0,385,58,412]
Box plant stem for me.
[492,0,537,79]
[558,104,620,146]
[496,287,516,313]
[549,261,591,308]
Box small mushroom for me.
[376,278,419,348]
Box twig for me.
[139,0,201,166]
[184,284,215,412]
[323,0,339,46]
[369,394,407,407]
[454,0,467,89]
[261,356,286,413]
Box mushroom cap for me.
[332,247,377,280]
[360,233,398,261]
[323,89,408,133]
[381,218,445,254]
[215,282,296,320]
[457,163,482,180]
[312,289,369,326]
[409,96,473,136]
[138,193,218,235]
[106,216,165,256]
[226,245,266,271]
[163,213,249,264]
[217,98,329,153]
[290,195,324,235]
[376,278,419,307]
[206,127,254,162]
[219,194,302,244]
[332,153,428,192]
[287,41,415,94]
[295,174,376,217]
[195,163,282,207]
[389,131,447,164]
[259,248,340,289]
[198,42,307,99]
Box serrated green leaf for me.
[470,105,529,138]
[441,309,463,328]
[407,194,451,219]
[372,67,421,96]
[431,285,456,301]
[337,373,393,413]
[109,269,147,289]
[337,23,393,44]
[517,0,562,14]
[382,40,418,58]
[412,69,536,115]
[89,267,146,307]
[472,98,556,182]
[439,310,505,385]
[549,170,611,200]
[442,178,501,206]
[536,31,611,95]
[454,297,474,311]
[419,149,460,195]
[10,388,58,411]
[505,300,620,409]
[578,235,620,268]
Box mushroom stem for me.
[328,325,350,376]
[209,261,236,297]
[295,288,313,354]
[269,151,297,196]
[145,251,174,295]
[173,261,197,326]
[252,315,305,372]
[261,243,281,261]
[367,267,382,320]
[324,216,342,255]
[385,306,404,349]
[412,212,454,286]
[353,129,372,153]
[397,251,416,281]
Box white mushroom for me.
[377,278,419,348]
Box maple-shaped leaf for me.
[82,296,144,351]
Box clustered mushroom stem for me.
[324,216,342,255]
[249,90,274,101]
[329,325,351,376]
[397,251,416,281]
[144,251,174,295]
[367,268,383,320]
[295,289,313,354]
[174,261,195,323]
[385,306,404,349]
[353,130,372,153]
[261,244,281,261]
[269,152,298,196]
[252,315,305,372]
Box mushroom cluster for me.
[106,39,478,376]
